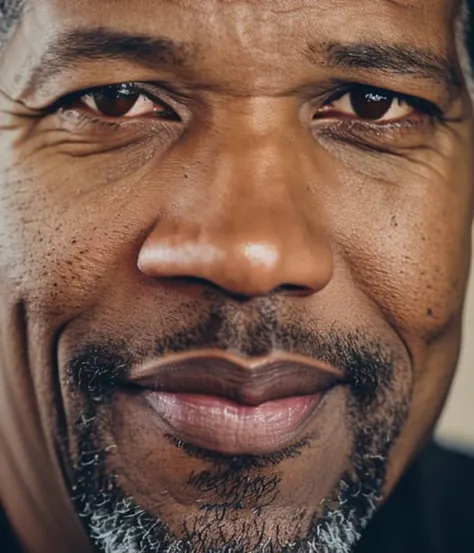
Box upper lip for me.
[125,350,345,406]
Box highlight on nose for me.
[137,228,334,298]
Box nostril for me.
[158,276,261,301]
[272,284,314,297]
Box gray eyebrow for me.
[306,42,462,89]
[24,27,199,92]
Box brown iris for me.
[91,84,142,117]
[350,89,394,120]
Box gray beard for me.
[81,478,379,553]
[67,329,410,553]
[82,486,378,553]
[71,396,406,553]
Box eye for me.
[69,83,179,120]
[317,86,421,123]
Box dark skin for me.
[0,0,472,551]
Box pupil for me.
[94,85,139,117]
[350,89,393,120]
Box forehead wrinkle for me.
[160,0,457,13]
[155,0,366,15]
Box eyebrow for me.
[307,42,461,89]
[25,27,462,95]
[25,27,198,91]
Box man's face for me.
[0,0,472,551]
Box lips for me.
[124,350,344,455]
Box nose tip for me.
[137,226,333,299]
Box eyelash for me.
[53,83,179,126]
[323,84,443,120]
[59,109,123,131]
[52,82,445,136]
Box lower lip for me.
[143,391,324,455]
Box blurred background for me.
[436,231,474,453]
[435,12,474,454]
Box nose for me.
[138,106,334,299]
[138,217,332,298]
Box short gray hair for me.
[0,0,23,37]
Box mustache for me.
[66,306,395,407]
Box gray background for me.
[436,230,474,452]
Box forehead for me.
[11,0,462,100]
[30,0,457,49]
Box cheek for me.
[0,124,176,316]
[0,167,128,318]
[332,157,472,344]
[352,213,469,339]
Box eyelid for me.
[50,82,180,118]
[321,85,443,119]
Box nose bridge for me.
[216,97,308,199]
[138,97,334,297]
[214,112,300,226]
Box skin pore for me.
[0,0,473,552]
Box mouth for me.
[123,350,345,455]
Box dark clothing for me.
[356,442,474,553]
[2,442,473,552]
